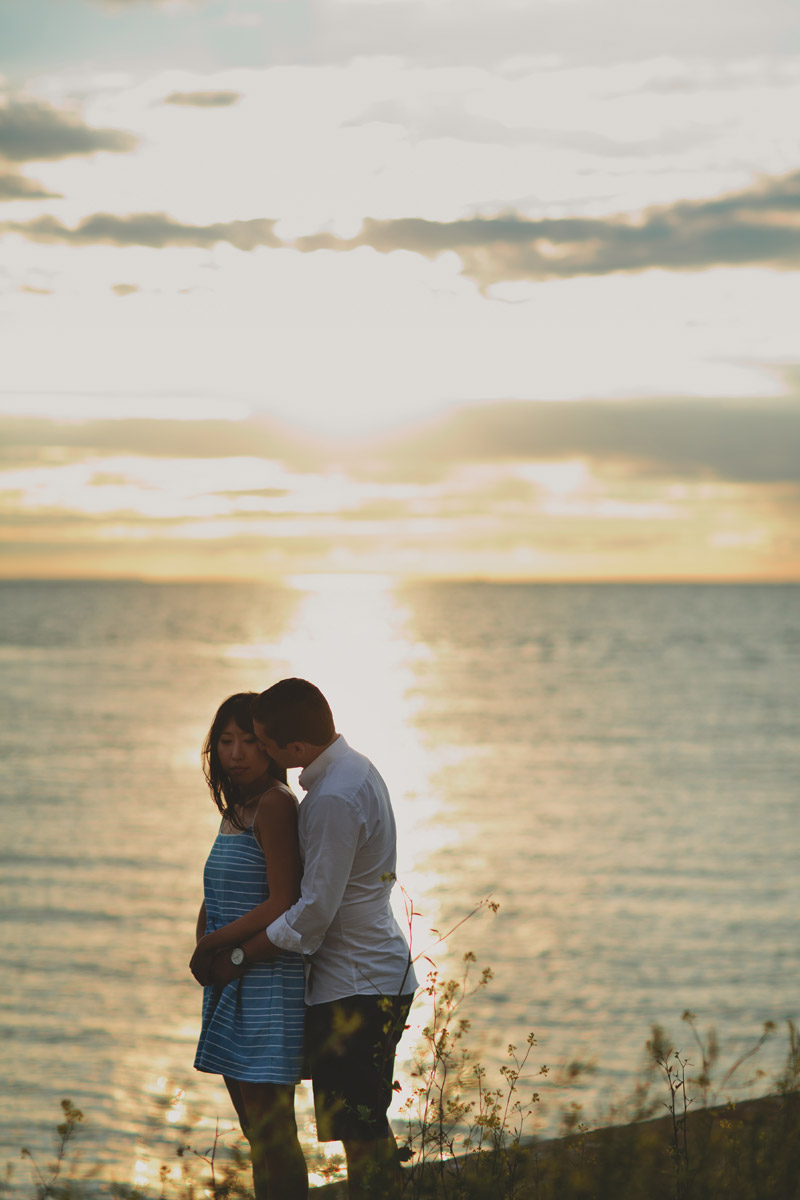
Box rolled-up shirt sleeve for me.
[266,792,362,956]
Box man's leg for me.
[307,995,413,1200]
[342,1136,402,1200]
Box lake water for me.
[1,578,798,1189]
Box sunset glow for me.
[2,0,799,580]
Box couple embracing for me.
[190,678,417,1200]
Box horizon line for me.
[1,573,798,587]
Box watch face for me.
[230,947,245,966]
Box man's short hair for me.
[252,677,335,747]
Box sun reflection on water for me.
[133,1159,150,1188]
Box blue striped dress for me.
[194,800,306,1084]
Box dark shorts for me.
[305,992,414,1143]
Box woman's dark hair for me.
[252,677,335,747]
[202,692,286,831]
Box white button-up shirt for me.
[266,735,418,1006]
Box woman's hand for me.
[190,942,246,989]
[207,951,246,990]
[190,935,222,985]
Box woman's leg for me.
[223,1077,269,1199]
[223,1076,249,1134]
[238,1080,308,1200]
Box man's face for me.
[253,719,296,768]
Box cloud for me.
[4,167,797,283]
[0,98,139,163]
[0,169,61,201]
[163,90,241,107]
[0,414,320,472]
[0,212,281,250]
[294,169,800,285]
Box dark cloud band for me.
[2,168,799,282]
[2,393,799,484]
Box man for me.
[192,678,416,1200]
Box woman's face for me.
[216,719,270,786]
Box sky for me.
[1,0,799,581]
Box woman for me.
[192,692,307,1200]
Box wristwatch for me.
[230,947,245,966]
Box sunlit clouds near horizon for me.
[2,0,800,581]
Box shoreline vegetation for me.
[11,1084,800,1200]
[10,905,800,1199]
[10,1010,799,1200]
